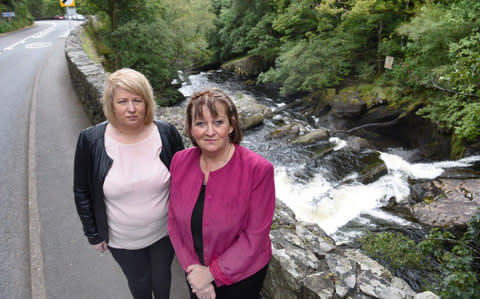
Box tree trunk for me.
[377,16,383,74]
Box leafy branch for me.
[428,80,480,99]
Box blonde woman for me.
[74,68,184,298]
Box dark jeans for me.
[189,262,269,299]
[109,236,174,299]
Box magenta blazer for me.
[167,144,275,286]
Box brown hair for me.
[186,88,242,146]
[102,68,156,126]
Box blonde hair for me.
[186,88,242,146]
[102,68,156,126]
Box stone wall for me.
[64,23,106,125]
[65,23,438,299]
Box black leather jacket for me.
[73,120,184,245]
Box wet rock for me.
[267,124,302,140]
[408,180,442,204]
[346,136,373,152]
[329,151,388,185]
[412,178,480,227]
[234,94,272,130]
[465,142,480,156]
[292,128,330,145]
[221,55,267,77]
[330,91,367,118]
[357,153,388,184]
[439,168,480,179]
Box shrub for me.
[359,209,480,297]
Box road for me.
[0,20,189,299]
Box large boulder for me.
[234,94,272,130]
[221,55,267,77]
[411,178,480,227]
[292,128,330,145]
[329,90,367,119]
[267,123,303,140]
[262,200,432,299]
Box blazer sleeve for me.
[209,161,276,286]
[73,131,103,245]
[167,153,202,270]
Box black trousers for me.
[109,236,174,299]
[189,262,269,299]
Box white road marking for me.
[25,42,53,49]
[2,22,56,52]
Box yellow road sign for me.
[60,0,75,7]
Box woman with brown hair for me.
[168,88,275,299]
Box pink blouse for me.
[168,144,275,286]
[104,127,171,250]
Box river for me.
[179,70,480,245]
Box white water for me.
[276,151,480,238]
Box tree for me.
[163,0,215,67]
[396,0,480,144]
[112,19,182,103]
[82,0,151,32]
[25,0,44,18]
[259,35,351,94]
[210,0,276,61]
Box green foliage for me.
[359,231,424,271]
[44,0,65,17]
[258,35,351,94]
[163,0,216,67]
[245,12,281,64]
[211,0,275,61]
[25,0,44,18]
[359,209,480,297]
[396,0,480,142]
[83,20,116,69]
[82,0,156,31]
[112,19,183,105]
[0,21,14,33]
[272,0,321,39]
[0,1,33,34]
[418,221,480,299]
